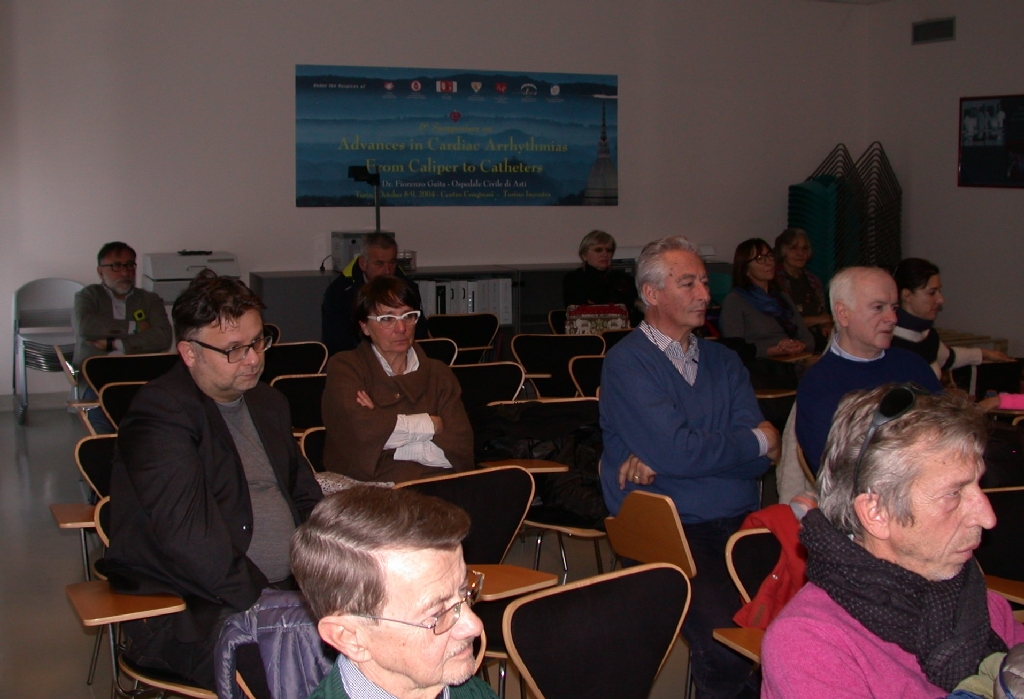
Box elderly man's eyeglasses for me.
[99,262,138,272]
[749,252,775,265]
[367,310,421,329]
[192,335,273,363]
[357,570,484,635]
[850,383,929,493]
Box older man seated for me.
[762,385,1024,699]
[291,486,497,699]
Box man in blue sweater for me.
[796,267,941,473]
[601,235,779,699]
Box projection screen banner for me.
[296,65,618,207]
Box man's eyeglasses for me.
[192,335,273,364]
[357,570,484,635]
[99,262,138,272]
[850,383,929,493]
[367,310,421,329]
[749,252,775,265]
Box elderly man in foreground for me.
[600,235,778,699]
[291,486,497,699]
[763,385,1024,698]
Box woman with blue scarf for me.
[720,238,814,358]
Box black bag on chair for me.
[473,401,609,529]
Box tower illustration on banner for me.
[584,96,619,206]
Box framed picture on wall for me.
[958,94,1024,187]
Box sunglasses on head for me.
[850,382,930,494]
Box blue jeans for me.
[682,514,760,699]
[81,387,115,434]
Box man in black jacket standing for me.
[101,271,322,690]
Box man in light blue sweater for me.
[600,236,779,699]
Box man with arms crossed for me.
[600,235,779,699]
[291,486,497,699]
[796,266,941,473]
[763,385,1024,698]
[101,272,322,689]
[73,241,172,431]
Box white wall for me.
[2,0,923,398]
[863,0,1024,356]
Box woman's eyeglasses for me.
[191,335,273,363]
[748,252,775,265]
[367,310,422,329]
[850,383,929,493]
[589,246,615,254]
[355,570,484,635]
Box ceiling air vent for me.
[912,17,955,44]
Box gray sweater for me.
[719,289,814,358]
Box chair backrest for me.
[604,491,696,578]
[269,374,327,432]
[548,310,567,335]
[977,487,1024,581]
[451,362,525,416]
[725,527,782,604]
[426,313,499,364]
[568,355,603,398]
[601,328,632,352]
[511,334,606,398]
[417,337,458,365]
[99,381,145,430]
[81,352,180,393]
[263,323,281,345]
[14,277,83,330]
[260,342,328,384]
[504,563,690,699]
[397,466,534,564]
[94,496,111,547]
[299,427,327,473]
[76,433,118,498]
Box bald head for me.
[829,267,898,359]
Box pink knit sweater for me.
[761,583,1024,699]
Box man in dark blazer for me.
[100,271,322,690]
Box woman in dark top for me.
[892,257,1010,378]
[562,230,640,325]
[720,238,813,359]
[773,228,831,352]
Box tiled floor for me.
[0,406,690,698]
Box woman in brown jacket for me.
[322,276,474,483]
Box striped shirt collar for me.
[337,653,450,699]
[639,321,700,385]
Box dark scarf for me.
[894,308,942,364]
[735,285,799,339]
[801,509,1006,691]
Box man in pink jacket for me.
[762,384,1024,699]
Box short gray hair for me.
[291,486,470,620]
[817,385,987,538]
[634,236,700,311]
[361,232,397,256]
[827,266,889,317]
